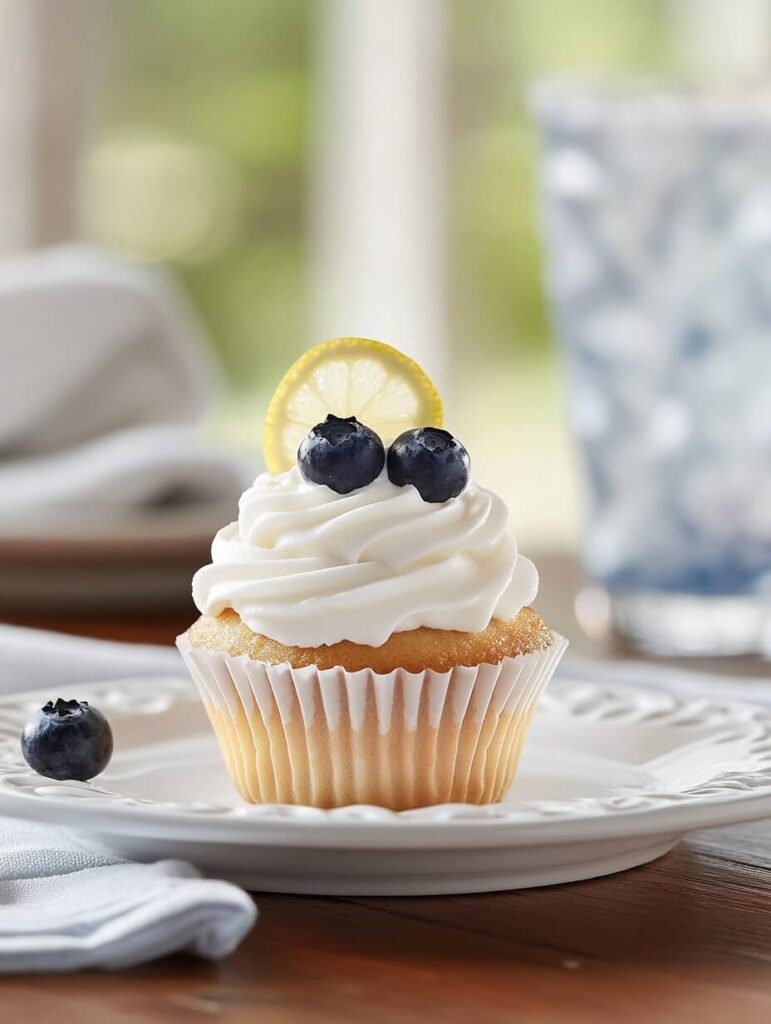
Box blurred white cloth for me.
[0,626,255,972]
[0,623,182,694]
[0,424,244,512]
[0,244,248,515]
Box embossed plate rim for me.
[0,674,770,849]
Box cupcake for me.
[177,338,566,809]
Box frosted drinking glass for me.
[534,82,771,655]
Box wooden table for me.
[5,554,771,1023]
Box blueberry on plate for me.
[298,414,385,494]
[387,427,470,503]
[21,699,113,782]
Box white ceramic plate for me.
[1,675,770,895]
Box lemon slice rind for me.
[263,337,443,474]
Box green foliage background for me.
[91,0,673,390]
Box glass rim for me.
[530,75,771,128]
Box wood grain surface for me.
[4,553,771,1023]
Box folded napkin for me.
[0,424,245,513]
[0,245,214,455]
[0,625,255,972]
[0,820,256,972]
[0,244,248,516]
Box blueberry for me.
[298,414,385,494]
[387,427,470,502]
[21,699,113,782]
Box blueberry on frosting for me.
[298,414,385,494]
[387,427,470,503]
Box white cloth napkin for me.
[0,244,248,516]
[0,423,247,513]
[0,625,255,972]
[0,820,256,972]
[0,623,182,695]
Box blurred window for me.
[9,0,762,545]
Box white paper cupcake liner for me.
[176,632,567,810]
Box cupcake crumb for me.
[187,606,554,673]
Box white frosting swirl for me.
[192,467,538,647]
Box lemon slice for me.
[263,337,443,474]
